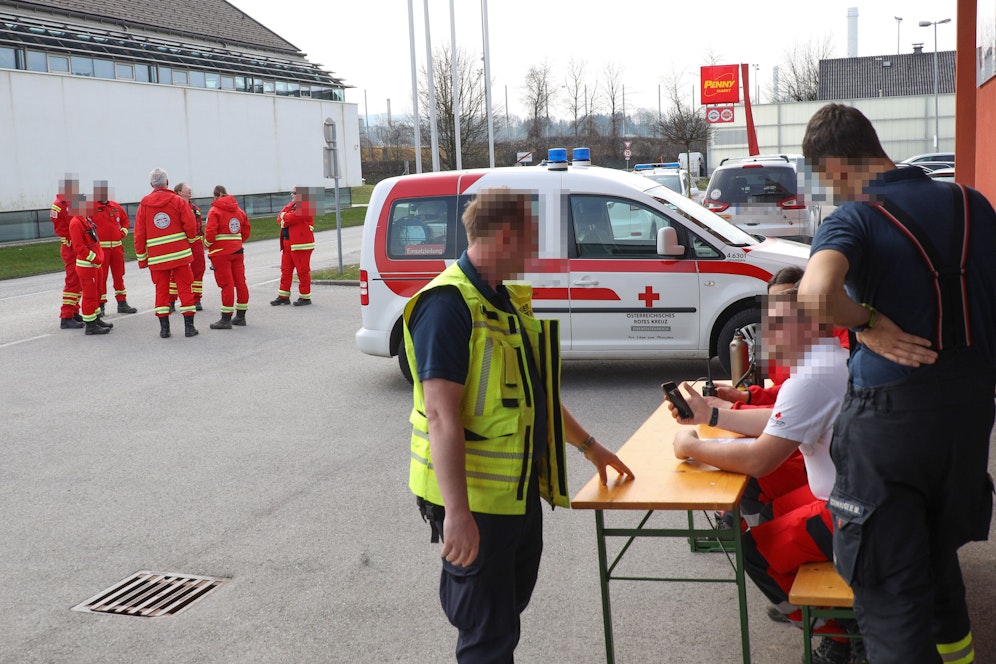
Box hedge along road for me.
[1,225,994,663]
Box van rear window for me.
[708,166,797,204]
[387,197,467,259]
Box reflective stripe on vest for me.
[147,232,188,247]
[147,247,193,265]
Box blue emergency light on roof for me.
[634,164,653,171]
[662,162,681,169]
[572,147,590,162]
[547,148,568,171]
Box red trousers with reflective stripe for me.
[99,245,127,303]
[74,265,102,321]
[279,248,312,297]
[210,252,248,311]
[152,266,194,317]
[60,243,81,318]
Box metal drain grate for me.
[72,571,225,618]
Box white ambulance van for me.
[355,148,809,382]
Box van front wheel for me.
[715,308,761,378]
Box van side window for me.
[570,195,684,259]
[388,197,459,258]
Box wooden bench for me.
[788,561,857,664]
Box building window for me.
[26,50,47,72]
[71,56,94,77]
[252,78,263,94]
[206,72,221,89]
[93,58,114,79]
[189,70,206,88]
[288,82,300,97]
[115,62,135,80]
[49,55,70,73]
[221,75,234,90]
[137,65,152,83]
[158,66,172,85]
[262,80,275,94]
[0,47,16,70]
[173,69,188,85]
[234,75,246,91]
[275,81,288,96]
[332,88,344,102]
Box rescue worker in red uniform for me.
[51,176,83,329]
[271,186,315,306]
[204,185,251,329]
[169,182,205,312]
[134,168,199,338]
[91,181,138,316]
[68,198,113,336]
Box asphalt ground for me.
[1,227,993,663]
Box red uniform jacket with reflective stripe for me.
[134,188,196,270]
[278,201,315,250]
[93,201,130,245]
[51,196,71,239]
[69,216,104,267]
[205,196,251,256]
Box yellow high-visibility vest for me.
[403,262,570,514]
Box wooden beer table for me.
[571,401,752,663]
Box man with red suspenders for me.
[800,104,996,664]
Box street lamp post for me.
[919,17,951,149]
[895,16,903,54]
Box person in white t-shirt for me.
[666,289,857,664]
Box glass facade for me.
[0,16,347,100]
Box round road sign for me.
[623,149,633,159]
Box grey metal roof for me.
[820,50,956,100]
[2,0,300,56]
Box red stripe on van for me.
[699,262,771,281]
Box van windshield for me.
[646,185,757,247]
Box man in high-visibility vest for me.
[403,188,634,662]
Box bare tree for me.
[418,46,490,170]
[657,74,712,196]
[375,120,415,164]
[601,62,624,139]
[777,35,836,102]
[522,61,555,141]
[563,58,587,139]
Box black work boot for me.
[184,315,199,337]
[117,300,137,314]
[168,301,176,313]
[61,317,84,329]
[270,296,291,306]
[99,303,105,317]
[85,319,110,335]
[195,301,203,311]
[807,636,851,664]
[210,313,233,330]
[159,317,171,338]
[94,316,113,329]
[73,313,84,323]
[292,297,312,306]
[232,310,247,326]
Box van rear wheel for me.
[398,343,414,385]
[716,309,761,378]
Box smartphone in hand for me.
[661,381,694,419]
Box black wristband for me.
[708,407,719,427]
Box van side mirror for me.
[657,226,685,256]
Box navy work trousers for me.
[432,490,543,664]
[827,349,994,664]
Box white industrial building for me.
[0,0,362,242]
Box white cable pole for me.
[449,0,462,170]
[481,0,495,168]
[408,0,422,173]
[424,0,440,171]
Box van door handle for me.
[572,277,599,286]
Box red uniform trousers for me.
[278,248,312,299]
[743,497,844,636]
[99,245,127,304]
[170,243,206,304]
[74,264,102,322]
[152,265,195,317]
[210,252,248,313]
[59,242,82,318]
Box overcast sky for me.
[228,0,958,121]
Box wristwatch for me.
[853,303,878,333]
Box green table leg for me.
[733,505,752,663]
[802,605,813,664]
[595,510,615,664]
